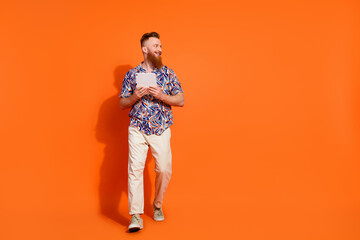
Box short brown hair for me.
[140,32,160,46]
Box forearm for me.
[119,94,139,109]
[161,93,184,107]
[120,90,184,109]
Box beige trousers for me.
[128,126,172,215]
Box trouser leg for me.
[148,128,172,209]
[128,127,148,215]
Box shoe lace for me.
[131,215,141,223]
[154,208,163,217]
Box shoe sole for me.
[128,224,143,232]
[129,227,141,232]
[153,217,165,222]
[128,221,143,232]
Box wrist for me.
[161,93,167,102]
[132,93,140,101]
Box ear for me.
[142,46,148,53]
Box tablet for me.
[135,73,157,88]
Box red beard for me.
[148,52,163,69]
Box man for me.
[119,32,184,232]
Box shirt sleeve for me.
[119,71,133,98]
[170,72,183,95]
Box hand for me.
[134,86,149,100]
[149,86,165,101]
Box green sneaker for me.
[153,204,165,221]
[128,214,143,232]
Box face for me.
[143,37,163,68]
[143,37,162,57]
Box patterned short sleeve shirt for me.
[119,63,183,135]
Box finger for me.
[139,86,148,91]
[138,90,146,96]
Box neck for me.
[141,58,156,73]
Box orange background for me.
[1,0,360,239]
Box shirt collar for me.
[138,62,164,73]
